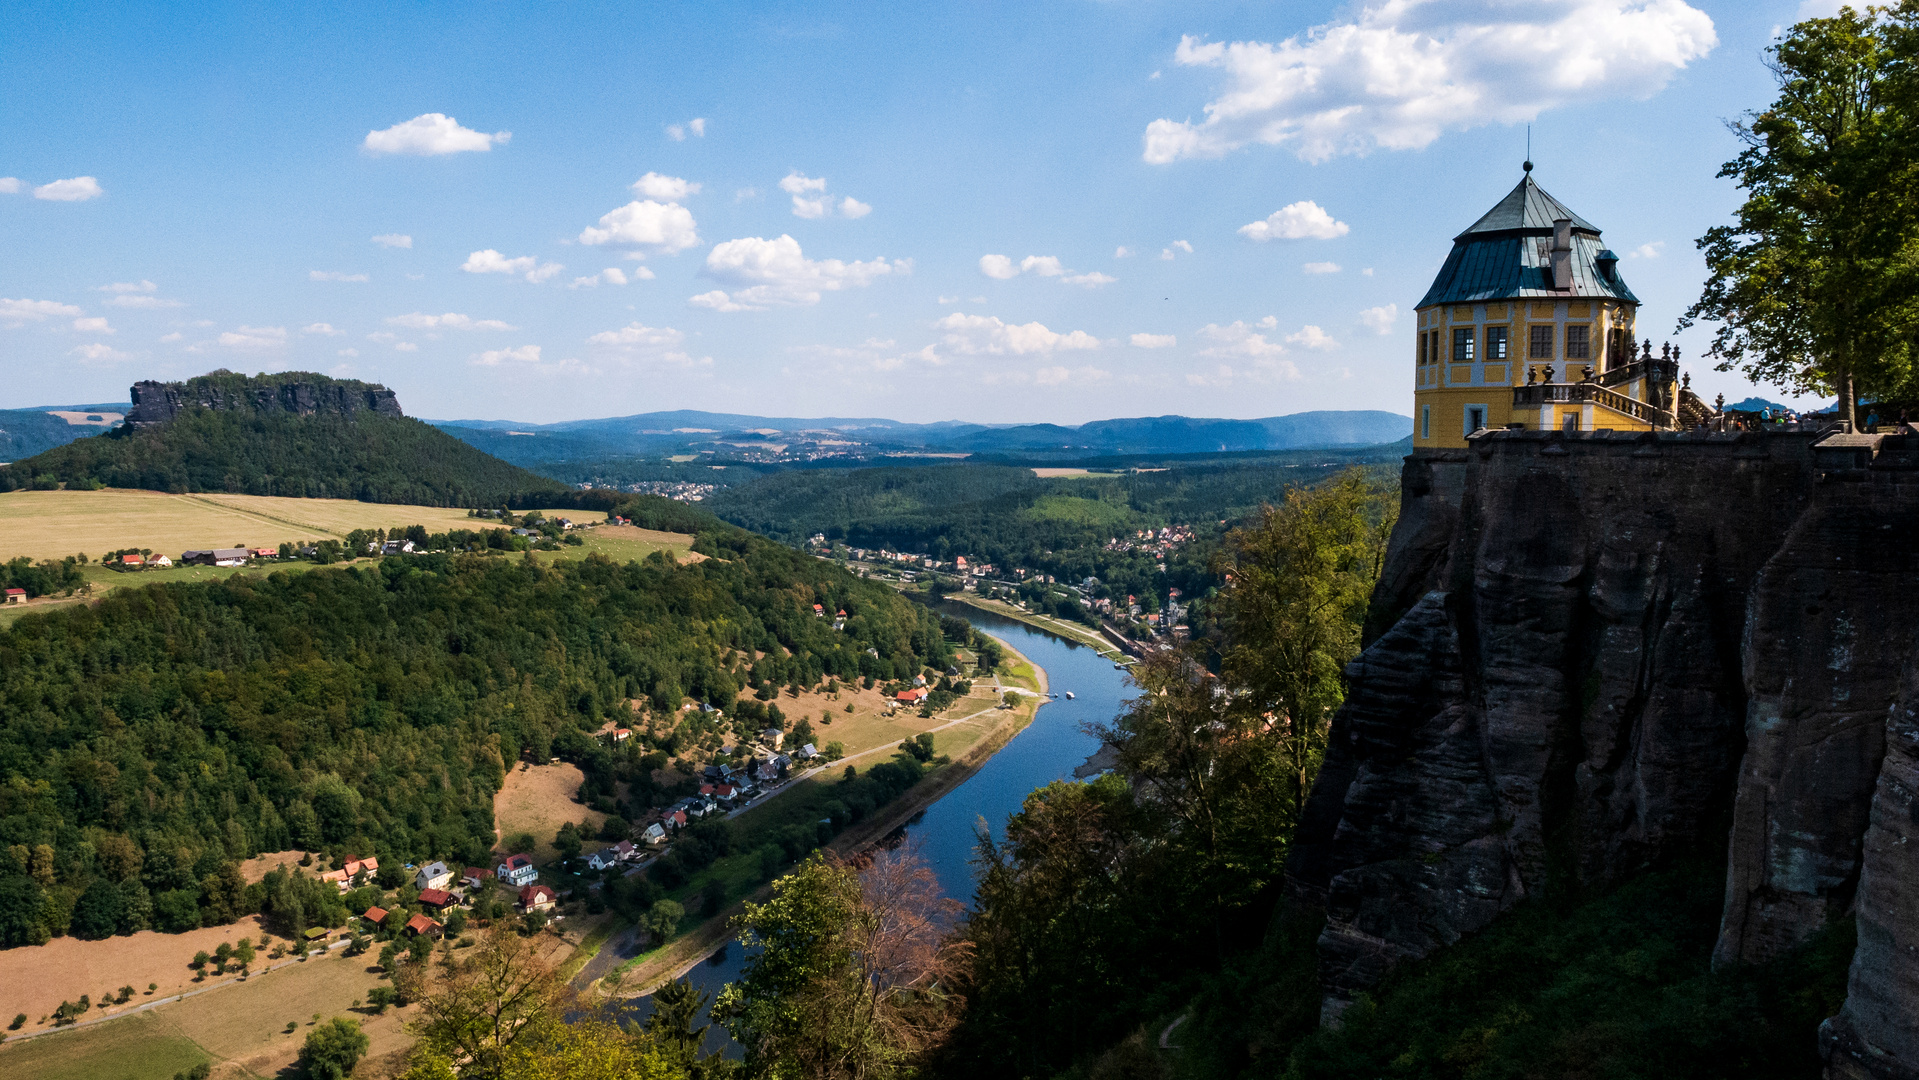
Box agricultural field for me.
[0,914,276,1034]
[0,490,698,626]
[0,946,412,1080]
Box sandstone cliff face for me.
[127,371,403,426]
[1289,429,1919,1079]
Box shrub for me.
[293,1020,368,1074]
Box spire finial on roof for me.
[1524,125,1532,173]
[1523,159,1532,173]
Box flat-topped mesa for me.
[1289,427,1919,1080]
[126,370,404,427]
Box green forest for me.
[0,499,953,948]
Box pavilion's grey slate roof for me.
[1418,173,1639,308]
[1456,174,1598,239]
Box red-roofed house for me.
[667,810,687,829]
[120,554,144,567]
[405,913,443,938]
[342,855,379,878]
[813,603,825,616]
[461,867,493,889]
[518,884,557,913]
[418,888,455,910]
[362,905,389,925]
[894,687,929,704]
[3,588,25,604]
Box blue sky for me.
[0,0,1841,423]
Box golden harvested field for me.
[0,946,414,1080]
[495,762,606,860]
[0,489,483,562]
[156,949,410,1079]
[0,914,275,1033]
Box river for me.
[619,601,1129,1047]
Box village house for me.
[519,884,558,913]
[251,547,276,559]
[362,905,388,928]
[414,861,453,891]
[418,887,455,911]
[585,848,620,872]
[761,728,784,750]
[497,853,538,887]
[149,554,172,567]
[404,913,443,939]
[641,822,668,847]
[181,548,248,567]
[2,588,24,605]
[461,867,493,890]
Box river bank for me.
[587,635,1051,998]
[936,591,1129,660]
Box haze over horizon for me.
[2,1,1841,424]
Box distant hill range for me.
[0,403,130,462]
[431,408,1414,465]
[0,371,566,506]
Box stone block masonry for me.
[1286,427,1919,1079]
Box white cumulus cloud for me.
[35,176,103,201]
[97,280,155,293]
[1143,2,1717,165]
[310,271,369,282]
[570,268,633,288]
[1303,262,1341,274]
[160,332,183,343]
[363,113,509,156]
[70,343,131,362]
[1631,241,1665,258]
[1240,200,1350,241]
[633,173,700,200]
[666,118,707,141]
[577,200,701,253]
[1193,321,1301,382]
[979,254,1019,280]
[393,341,419,352]
[73,316,114,334]
[461,249,565,283]
[472,345,543,366]
[588,322,684,348]
[1063,272,1118,288]
[0,178,19,194]
[385,312,516,331]
[107,295,183,309]
[935,313,1100,356]
[1287,324,1339,350]
[839,196,872,219]
[302,323,342,336]
[1160,240,1194,260]
[1359,303,1399,333]
[1131,333,1177,348]
[1020,256,1065,277]
[1,298,84,325]
[692,234,903,310]
[372,233,413,248]
[218,325,287,350]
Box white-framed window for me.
[1421,404,1431,440]
[1464,404,1488,436]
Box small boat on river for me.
[1065,691,1075,699]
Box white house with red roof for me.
[497,853,538,887]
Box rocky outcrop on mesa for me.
[127,370,402,426]
[1289,428,1919,1078]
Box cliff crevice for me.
[1290,428,1919,1078]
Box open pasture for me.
[0,488,480,562]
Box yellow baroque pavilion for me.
[1413,165,1699,449]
